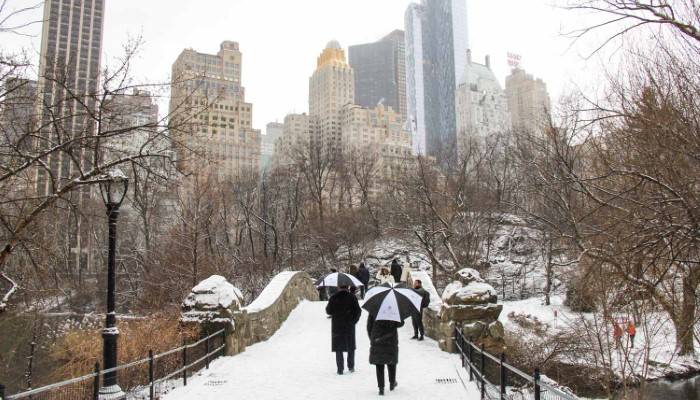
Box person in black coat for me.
[411,279,431,340]
[326,286,362,375]
[390,259,402,284]
[367,313,404,395]
[356,263,370,299]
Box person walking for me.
[613,320,623,348]
[356,263,370,299]
[377,267,395,286]
[326,285,362,375]
[627,320,636,349]
[411,279,430,340]
[367,312,403,395]
[390,259,403,284]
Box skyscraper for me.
[34,0,105,276]
[505,67,552,134]
[261,122,284,171]
[170,41,261,179]
[405,0,469,159]
[348,30,407,122]
[36,0,105,193]
[309,40,354,157]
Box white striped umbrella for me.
[362,283,423,322]
[315,272,364,288]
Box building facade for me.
[36,0,105,194]
[1,78,38,160]
[348,30,407,123]
[104,89,160,157]
[341,104,412,184]
[170,41,261,180]
[455,52,510,151]
[405,0,469,160]
[309,40,355,157]
[405,0,469,158]
[34,0,105,275]
[272,113,311,167]
[505,67,552,134]
[261,122,284,171]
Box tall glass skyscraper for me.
[405,0,469,159]
[348,30,407,123]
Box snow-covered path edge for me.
[165,301,480,399]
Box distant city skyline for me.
[1,0,593,133]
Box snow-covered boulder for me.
[442,281,497,306]
[181,275,244,325]
[455,268,485,285]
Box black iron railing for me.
[454,327,578,400]
[2,328,226,400]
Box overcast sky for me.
[1,0,602,134]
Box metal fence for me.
[1,329,226,400]
[454,328,578,400]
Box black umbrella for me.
[362,283,422,322]
[316,272,364,288]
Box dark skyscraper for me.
[348,30,407,122]
[36,0,106,274]
[37,0,105,194]
[405,0,468,159]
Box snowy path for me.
[165,301,478,399]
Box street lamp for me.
[98,168,128,399]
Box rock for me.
[455,268,485,285]
[181,275,244,326]
[461,321,487,339]
[443,282,498,306]
[440,303,503,323]
[487,321,505,340]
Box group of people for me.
[613,319,637,348]
[324,259,431,396]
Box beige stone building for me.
[505,67,551,134]
[341,104,412,182]
[272,113,311,167]
[309,40,355,157]
[170,41,261,180]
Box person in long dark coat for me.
[356,263,370,299]
[367,313,404,395]
[390,259,402,284]
[411,279,431,340]
[326,285,362,375]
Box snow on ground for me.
[165,301,479,400]
[499,296,700,380]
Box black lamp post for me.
[98,168,128,399]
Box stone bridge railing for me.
[181,271,319,357]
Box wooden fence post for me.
[205,334,211,369]
[0,382,6,400]
[534,368,541,400]
[468,337,474,382]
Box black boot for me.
[390,381,398,391]
[379,388,384,396]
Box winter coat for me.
[400,266,411,283]
[356,266,370,286]
[414,287,431,309]
[367,313,404,365]
[390,261,403,283]
[376,271,395,286]
[326,290,362,352]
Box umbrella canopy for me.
[362,283,423,322]
[316,272,364,288]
